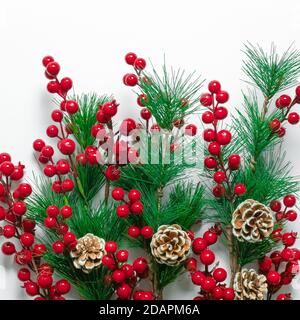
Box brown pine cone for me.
[150,224,191,266]
[234,269,268,300]
[70,233,106,273]
[231,199,274,242]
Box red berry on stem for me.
[212,185,225,198]
[282,232,297,247]
[128,189,141,202]
[20,233,35,247]
[116,283,131,300]
[130,201,144,215]
[208,80,221,94]
[37,275,53,289]
[2,242,16,255]
[288,112,299,125]
[44,217,57,229]
[56,160,70,175]
[214,107,228,120]
[105,241,118,254]
[286,210,297,221]
[216,91,229,103]
[125,52,137,65]
[217,130,232,145]
[140,108,152,120]
[124,74,138,86]
[105,166,120,181]
[55,279,71,294]
[269,119,281,132]
[223,288,235,300]
[259,256,272,272]
[13,201,27,215]
[234,183,246,196]
[128,226,140,238]
[133,257,148,274]
[63,232,76,245]
[208,142,221,155]
[112,270,126,283]
[281,247,294,261]
[33,243,47,255]
[46,205,59,218]
[116,249,129,262]
[61,179,75,192]
[65,100,79,115]
[202,111,214,124]
[192,237,207,253]
[213,268,227,282]
[185,124,197,136]
[185,257,197,272]
[212,286,224,300]
[137,94,148,106]
[46,125,59,138]
[119,118,136,135]
[277,127,286,137]
[0,152,11,163]
[0,161,14,176]
[116,204,130,218]
[18,268,31,281]
[46,62,60,76]
[267,271,281,285]
[283,195,296,207]
[25,281,39,296]
[200,249,215,265]
[134,58,146,70]
[3,225,16,238]
[278,94,292,108]
[52,241,65,254]
[141,226,153,239]
[213,171,226,184]
[203,129,216,142]
[60,77,73,91]
[22,219,35,232]
[112,187,125,201]
[270,200,282,212]
[203,230,218,245]
[102,101,118,117]
[42,55,54,67]
[33,139,45,152]
[191,271,205,285]
[58,139,75,155]
[200,93,213,106]
[228,154,241,170]
[201,276,216,292]
[204,157,218,169]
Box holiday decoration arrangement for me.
[0,43,300,300]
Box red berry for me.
[37,275,53,289]
[217,129,232,146]
[105,241,118,254]
[137,94,148,106]
[0,206,6,220]
[61,179,75,192]
[47,80,60,93]
[18,268,31,282]
[60,206,73,219]
[46,61,60,76]
[130,201,144,215]
[3,225,16,238]
[60,77,73,91]
[56,160,70,175]
[46,205,59,218]
[259,256,272,272]
[286,261,299,274]
[213,268,227,282]
[105,166,120,181]
[52,241,64,254]
[13,201,27,215]
[283,195,296,207]
[41,145,54,158]
[278,94,292,108]
[203,230,218,245]
[276,293,291,301]
[63,232,76,245]
[191,271,205,285]
[52,181,62,193]
[208,80,221,94]
[223,288,235,300]
[133,257,148,274]
[201,276,216,292]
[202,111,214,123]
[213,171,226,184]
[20,233,35,247]
[134,58,146,70]
[216,91,229,103]
[116,249,129,262]
[125,52,137,65]
[25,281,39,296]
[141,226,153,239]
[116,204,130,218]
[17,183,32,199]
[192,237,207,253]
[58,138,75,155]
[55,279,71,294]
[22,219,35,232]
[204,157,218,169]
[278,127,286,137]
[33,244,47,255]
[124,74,138,86]
[281,248,294,261]
[0,152,11,163]
[270,200,282,212]
[116,283,131,300]
[112,187,125,201]
[214,107,228,120]
[212,286,224,300]
[282,232,297,247]
[128,189,141,202]
[140,108,152,120]
[44,217,57,229]
[65,100,79,115]
[102,101,118,117]
[212,185,225,198]
[296,85,300,97]
[288,112,299,125]
[128,226,140,238]
[2,242,16,255]
[91,124,105,139]
[200,93,213,106]
[286,210,297,221]
[269,119,281,132]
[42,55,54,67]
[96,109,110,123]
[0,161,14,176]
[208,142,221,155]
[200,249,215,265]
[33,139,45,152]
[267,270,281,285]
[203,129,216,142]
[185,124,197,136]
[185,257,197,272]
[120,118,136,135]
[228,154,241,170]
[234,183,246,196]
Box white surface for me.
[0,0,300,299]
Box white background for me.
[0,0,300,299]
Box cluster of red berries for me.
[186,225,235,300]
[123,52,146,87]
[200,81,246,198]
[257,194,299,300]
[101,241,153,300]
[269,86,300,137]
[33,56,79,194]
[0,152,71,299]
